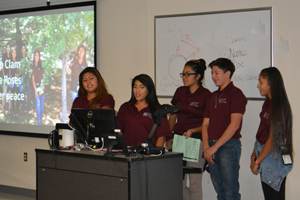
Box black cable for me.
[106,153,144,171]
[69,114,89,146]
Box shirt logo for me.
[190,102,199,107]
[263,112,270,119]
[143,112,152,118]
[218,98,227,104]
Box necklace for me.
[215,92,224,108]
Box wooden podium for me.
[36,148,183,200]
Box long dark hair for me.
[78,67,110,108]
[5,42,11,58]
[260,67,293,160]
[33,49,42,68]
[21,43,27,59]
[11,47,17,61]
[129,74,160,114]
[185,59,207,85]
[74,44,87,65]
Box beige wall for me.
[0,0,299,199]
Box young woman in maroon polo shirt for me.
[117,74,171,147]
[9,47,21,117]
[31,49,46,125]
[1,42,11,113]
[71,67,115,109]
[251,67,293,200]
[67,45,88,101]
[167,59,211,200]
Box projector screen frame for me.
[0,1,97,138]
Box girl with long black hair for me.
[251,67,293,200]
[1,42,11,113]
[67,45,88,101]
[117,74,172,147]
[31,49,45,125]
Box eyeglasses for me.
[180,73,197,78]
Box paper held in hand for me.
[172,134,200,163]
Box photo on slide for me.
[0,2,96,134]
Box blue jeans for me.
[35,94,45,125]
[208,139,241,200]
[22,77,31,112]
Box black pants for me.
[261,176,286,200]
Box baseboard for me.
[0,184,35,198]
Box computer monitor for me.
[69,108,117,147]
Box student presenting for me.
[71,67,114,109]
[251,67,293,200]
[167,59,211,200]
[202,58,247,200]
[117,74,171,147]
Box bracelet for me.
[255,160,261,164]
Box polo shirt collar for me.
[186,83,204,95]
[82,94,90,103]
[265,97,272,105]
[218,81,234,93]
[131,102,150,113]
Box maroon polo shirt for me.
[10,58,20,77]
[117,102,172,147]
[31,63,44,85]
[171,85,211,135]
[256,98,271,145]
[2,53,10,75]
[69,60,88,92]
[204,82,247,140]
[71,94,115,109]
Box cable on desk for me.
[106,153,144,171]
[84,137,104,151]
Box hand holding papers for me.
[172,134,200,163]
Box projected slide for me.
[0,2,95,134]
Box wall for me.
[0,0,299,199]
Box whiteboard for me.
[155,8,273,98]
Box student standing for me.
[67,45,88,101]
[117,74,171,147]
[71,67,114,109]
[166,59,211,200]
[202,58,247,200]
[20,44,31,113]
[250,67,293,200]
[1,42,11,113]
[10,47,21,117]
[31,49,45,125]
